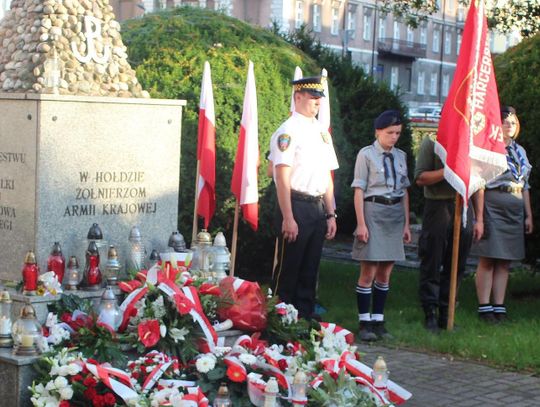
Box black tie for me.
[383,152,397,191]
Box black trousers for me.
[272,198,327,319]
[418,199,473,310]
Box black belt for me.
[488,185,523,193]
[364,196,402,205]
[291,190,323,202]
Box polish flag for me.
[318,68,331,132]
[196,61,216,228]
[289,66,303,114]
[231,61,259,231]
[435,0,507,211]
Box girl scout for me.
[352,110,411,341]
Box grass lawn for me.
[318,259,540,375]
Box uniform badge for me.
[277,134,291,151]
[321,131,331,144]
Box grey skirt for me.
[472,189,525,260]
[352,201,405,261]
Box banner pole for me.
[447,192,462,331]
[230,201,240,277]
[192,160,201,244]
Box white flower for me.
[169,327,189,343]
[151,295,166,319]
[36,336,50,353]
[212,346,231,357]
[59,386,73,400]
[45,380,55,391]
[45,312,58,328]
[54,376,68,389]
[239,353,257,365]
[195,354,216,373]
[66,363,82,375]
[160,324,167,338]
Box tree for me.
[378,0,539,38]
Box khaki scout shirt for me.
[414,136,454,200]
[351,139,410,198]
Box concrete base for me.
[0,349,39,407]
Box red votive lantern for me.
[47,242,65,283]
[22,251,39,296]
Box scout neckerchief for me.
[382,151,397,191]
[506,141,527,182]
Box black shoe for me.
[479,312,499,324]
[424,307,439,333]
[493,313,507,323]
[371,321,393,341]
[358,321,377,342]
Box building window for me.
[430,72,438,96]
[420,26,427,45]
[331,7,339,35]
[312,4,321,32]
[393,21,400,40]
[379,17,386,39]
[433,29,440,53]
[407,26,414,43]
[295,1,304,29]
[417,72,425,95]
[362,8,372,40]
[347,6,357,39]
[442,74,450,97]
[390,66,399,91]
[405,68,412,92]
[457,32,462,53]
[457,5,465,22]
[444,31,452,54]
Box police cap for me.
[292,76,325,98]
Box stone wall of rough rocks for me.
[0,0,149,97]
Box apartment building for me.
[0,0,520,107]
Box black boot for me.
[372,321,393,341]
[424,306,439,333]
[438,306,448,330]
[358,321,377,342]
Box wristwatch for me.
[326,213,337,219]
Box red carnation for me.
[83,387,97,399]
[278,359,288,371]
[71,374,83,382]
[138,319,161,348]
[103,393,116,406]
[60,312,73,324]
[83,376,98,387]
[59,401,70,407]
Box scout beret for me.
[501,106,516,119]
[374,110,402,129]
[292,76,325,97]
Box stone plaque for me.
[0,93,185,281]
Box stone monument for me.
[0,0,186,281]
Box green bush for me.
[122,8,416,281]
[494,33,540,263]
[122,7,319,281]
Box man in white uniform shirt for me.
[270,76,339,320]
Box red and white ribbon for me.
[178,386,209,407]
[320,322,355,345]
[344,357,412,405]
[142,361,172,394]
[85,362,138,403]
[181,286,218,351]
[118,286,149,332]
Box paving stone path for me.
[359,345,540,406]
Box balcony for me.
[377,38,427,60]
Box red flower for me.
[71,374,83,382]
[59,401,70,407]
[199,283,222,296]
[226,364,247,383]
[61,312,73,324]
[83,387,97,399]
[103,393,116,406]
[83,376,98,387]
[138,319,161,348]
[278,359,288,371]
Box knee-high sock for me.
[372,281,389,321]
[356,284,372,322]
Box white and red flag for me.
[196,61,216,228]
[231,61,259,231]
[435,0,507,209]
[318,68,331,132]
[289,66,303,114]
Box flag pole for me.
[230,201,240,276]
[447,192,462,331]
[192,160,201,244]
